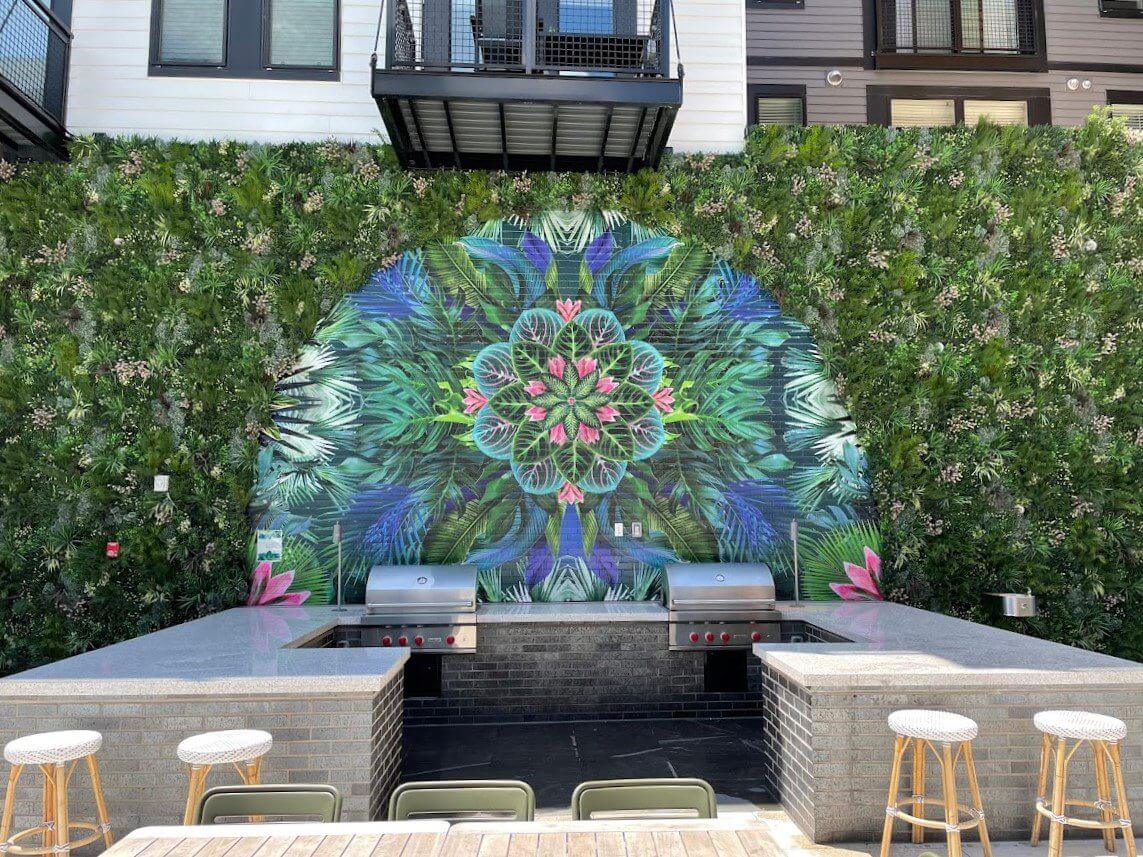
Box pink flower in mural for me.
[246,561,310,606]
[549,422,569,446]
[555,299,582,322]
[577,423,601,444]
[652,386,675,414]
[526,405,548,422]
[830,547,884,601]
[558,482,585,504]
[524,379,547,396]
[462,388,489,414]
[596,405,619,423]
[595,375,618,394]
[575,357,598,378]
[547,355,567,377]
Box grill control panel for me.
[668,621,779,651]
[359,624,476,653]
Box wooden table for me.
[100,818,783,857]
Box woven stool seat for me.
[888,710,979,743]
[4,731,103,766]
[1034,711,1127,742]
[177,730,272,766]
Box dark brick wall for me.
[404,621,771,724]
[370,672,404,820]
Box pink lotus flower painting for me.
[829,547,883,601]
[246,561,311,606]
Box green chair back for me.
[388,780,535,821]
[571,778,718,820]
[194,784,342,825]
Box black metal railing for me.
[381,0,671,76]
[0,0,71,125]
[877,0,1039,56]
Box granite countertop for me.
[755,601,1143,690]
[0,607,407,698]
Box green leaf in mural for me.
[555,440,594,485]
[642,244,710,306]
[512,420,552,465]
[488,383,533,420]
[649,498,718,562]
[593,342,633,380]
[422,500,495,564]
[425,242,512,307]
[581,509,599,556]
[591,423,635,463]
[512,340,553,379]
[608,382,656,422]
[554,320,594,367]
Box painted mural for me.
[248,212,880,604]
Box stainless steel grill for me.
[363,563,478,653]
[663,563,780,651]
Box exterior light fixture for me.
[1081,79,1093,90]
[825,69,843,87]
[1066,78,1080,91]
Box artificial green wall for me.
[0,119,1139,673]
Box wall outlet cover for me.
[153,474,170,492]
[613,522,624,538]
[631,521,642,539]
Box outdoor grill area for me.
[1,600,1140,844]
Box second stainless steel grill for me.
[363,563,478,653]
[663,563,780,651]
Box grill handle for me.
[668,598,775,607]
[366,599,474,609]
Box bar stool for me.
[879,710,993,857]
[1031,710,1136,857]
[177,730,272,824]
[0,730,113,856]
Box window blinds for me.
[754,97,804,126]
[269,0,337,68]
[964,99,1028,125]
[158,0,226,65]
[1110,103,1143,129]
[889,98,955,127]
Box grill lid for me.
[663,563,776,614]
[365,563,478,616]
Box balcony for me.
[371,0,682,171]
[0,0,70,160]
[873,0,1046,71]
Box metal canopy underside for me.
[373,71,681,171]
[0,80,67,161]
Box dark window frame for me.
[149,0,341,80]
[1107,90,1143,105]
[747,0,806,11]
[866,84,1051,126]
[1098,0,1141,17]
[747,84,807,129]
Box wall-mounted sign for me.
[153,474,170,492]
[255,529,283,563]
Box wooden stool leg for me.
[1032,733,1051,845]
[182,765,210,826]
[52,763,69,857]
[1047,737,1068,857]
[1093,740,1116,853]
[1,764,23,847]
[1108,742,1136,857]
[86,755,113,847]
[243,759,264,824]
[940,742,962,857]
[911,738,925,844]
[879,735,907,857]
[41,766,55,853]
[963,741,994,857]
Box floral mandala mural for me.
[249,211,879,604]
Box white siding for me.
[666,0,747,152]
[67,0,386,144]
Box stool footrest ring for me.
[1034,798,1130,831]
[888,803,983,832]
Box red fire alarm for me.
[105,541,120,558]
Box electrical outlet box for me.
[153,474,170,492]
[613,522,624,538]
[631,521,642,539]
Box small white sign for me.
[255,529,284,563]
[153,474,170,493]
[631,521,642,539]
[613,522,624,538]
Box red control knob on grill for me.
[720,632,731,643]
[413,635,424,647]
[751,631,763,642]
[446,635,456,646]
[381,636,392,647]
[689,632,700,643]
[704,632,715,643]
[397,635,408,646]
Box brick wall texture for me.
[0,685,403,835]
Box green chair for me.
[571,778,718,820]
[387,780,535,821]
[193,784,342,824]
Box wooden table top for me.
[102,818,782,857]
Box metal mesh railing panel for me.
[0,0,68,122]
[880,0,1038,54]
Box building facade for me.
[0,0,1139,163]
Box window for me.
[150,0,339,78]
[868,86,1050,126]
[1108,92,1143,129]
[268,0,338,68]
[156,0,227,65]
[1099,0,1141,17]
[748,85,807,128]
